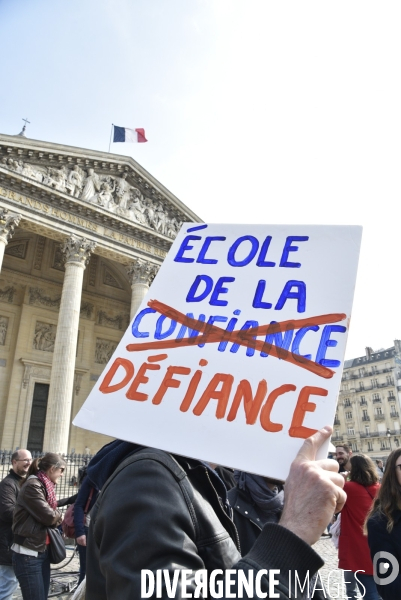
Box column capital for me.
[61,234,96,267]
[126,258,159,286]
[0,208,21,243]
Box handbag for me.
[62,488,94,539]
[47,527,67,564]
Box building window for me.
[365,426,370,434]
[375,407,383,415]
[343,383,349,391]
[363,409,368,419]
[347,428,355,435]
[351,443,358,451]
[346,411,352,419]
[344,398,351,407]
[387,375,394,385]
[372,365,378,374]
[368,442,373,451]
[359,367,365,377]
[395,439,400,448]
[359,382,365,390]
[371,379,378,388]
[373,393,381,402]
[380,440,389,450]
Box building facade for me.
[0,133,201,455]
[334,341,401,460]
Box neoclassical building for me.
[0,132,200,454]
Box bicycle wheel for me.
[48,572,79,597]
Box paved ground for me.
[314,536,365,599]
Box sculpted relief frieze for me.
[1,158,182,239]
[95,338,118,364]
[0,316,9,345]
[80,302,94,319]
[97,310,129,330]
[28,288,61,309]
[5,240,28,259]
[0,286,16,303]
[33,321,57,352]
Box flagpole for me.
[108,124,113,153]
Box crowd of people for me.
[1,434,401,599]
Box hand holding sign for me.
[280,425,346,546]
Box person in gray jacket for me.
[0,449,32,600]
[85,426,345,599]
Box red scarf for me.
[36,471,57,509]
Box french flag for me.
[113,125,147,143]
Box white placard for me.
[73,224,362,480]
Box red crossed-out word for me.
[126,299,347,380]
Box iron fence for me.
[0,451,93,506]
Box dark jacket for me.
[0,469,23,565]
[228,485,327,600]
[87,445,324,600]
[215,466,236,491]
[57,493,78,508]
[73,477,97,539]
[12,476,63,552]
[228,486,264,555]
[367,509,401,600]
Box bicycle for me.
[48,545,80,598]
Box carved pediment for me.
[0,139,191,241]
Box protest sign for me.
[73,224,362,479]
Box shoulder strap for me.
[84,487,94,514]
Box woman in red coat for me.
[339,453,380,599]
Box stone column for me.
[0,208,21,273]
[42,235,96,453]
[126,258,159,320]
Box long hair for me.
[365,448,401,533]
[23,452,66,484]
[350,454,378,486]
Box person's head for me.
[349,454,378,486]
[366,448,401,532]
[122,172,127,179]
[335,445,352,469]
[11,449,32,477]
[26,452,66,484]
[376,459,384,469]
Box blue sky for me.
[1,0,400,358]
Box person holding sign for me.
[84,425,345,599]
[72,223,361,598]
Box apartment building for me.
[334,340,401,460]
